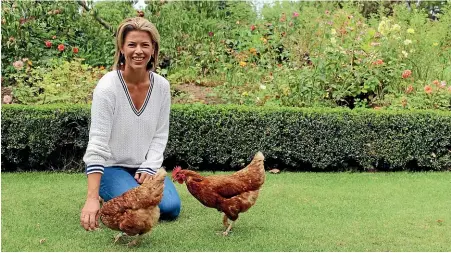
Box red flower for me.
[424,85,433,94]
[208,31,214,37]
[57,44,65,52]
[402,69,412,79]
[250,25,256,31]
[372,59,384,65]
[45,40,52,48]
[73,47,79,54]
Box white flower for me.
[259,84,266,90]
[3,95,12,104]
[402,50,408,57]
[13,60,24,70]
[403,39,412,45]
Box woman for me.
[80,17,181,231]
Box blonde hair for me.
[113,17,160,71]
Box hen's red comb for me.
[172,166,182,177]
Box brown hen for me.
[172,152,265,235]
[99,168,166,246]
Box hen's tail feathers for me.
[254,151,265,162]
[142,168,166,204]
[143,167,167,184]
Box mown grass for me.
[1,171,451,252]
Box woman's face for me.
[121,30,154,71]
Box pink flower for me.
[432,79,440,86]
[440,81,447,88]
[405,85,414,94]
[52,35,57,39]
[57,44,65,52]
[325,10,330,15]
[45,40,52,48]
[3,95,12,104]
[208,31,214,37]
[402,70,412,79]
[293,12,299,18]
[424,85,433,94]
[13,60,24,70]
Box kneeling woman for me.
[80,17,181,231]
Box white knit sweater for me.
[83,70,171,175]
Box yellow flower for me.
[331,29,337,35]
[330,37,336,45]
[407,28,415,34]
[433,42,439,46]
[239,61,247,67]
[249,48,257,55]
[377,17,391,36]
[241,91,248,96]
[391,24,401,32]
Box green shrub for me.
[10,58,107,105]
[2,104,450,172]
[1,104,90,172]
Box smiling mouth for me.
[133,57,144,61]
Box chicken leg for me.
[114,232,126,243]
[222,220,235,236]
[221,214,235,236]
[222,214,229,228]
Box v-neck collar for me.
[117,70,154,116]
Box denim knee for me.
[159,199,181,220]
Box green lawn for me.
[1,171,451,252]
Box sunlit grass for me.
[2,171,451,251]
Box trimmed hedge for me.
[2,104,451,172]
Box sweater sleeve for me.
[137,81,171,175]
[83,81,115,175]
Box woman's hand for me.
[80,197,100,231]
[134,172,153,184]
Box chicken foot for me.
[222,220,235,236]
[114,232,126,243]
[220,214,235,236]
[127,234,144,247]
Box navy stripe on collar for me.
[117,70,154,116]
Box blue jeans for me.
[99,166,181,220]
